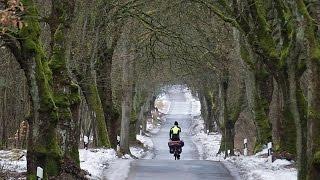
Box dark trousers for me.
[171,134,180,141]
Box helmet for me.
[174,121,178,125]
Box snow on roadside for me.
[0,132,154,180]
[190,117,223,161]
[136,135,153,150]
[85,133,155,180]
[146,120,162,134]
[155,93,171,115]
[184,88,201,116]
[225,153,297,180]
[79,148,117,179]
[0,149,26,173]
[191,115,297,180]
[103,123,156,179]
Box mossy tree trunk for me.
[3,0,83,178]
[253,62,273,152]
[97,48,118,148]
[239,36,273,152]
[49,1,83,174]
[297,1,320,178]
[306,54,320,179]
[96,46,121,148]
[223,75,245,157]
[80,69,111,148]
[5,8,75,180]
[96,21,123,148]
[221,77,232,156]
[8,1,62,178]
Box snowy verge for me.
[155,93,171,115]
[191,116,297,180]
[0,149,27,174]
[146,120,162,134]
[92,133,155,180]
[103,128,155,179]
[184,89,201,116]
[190,117,223,161]
[0,132,155,180]
[225,154,297,180]
[79,148,117,179]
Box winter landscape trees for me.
[0,0,319,179]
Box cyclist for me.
[170,121,181,141]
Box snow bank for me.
[0,149,26,173]
[103,121,156,179]
[79,148,117,179]
[155,93,171,114]
[191,115,297,180]
[190,117,223,161]
[225,153,297,180]
[146,120,161,134]
[136,135,153,150]
[85,133,155,180]
[184,88,201,116]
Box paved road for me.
[127,89,235,180]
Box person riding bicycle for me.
[170,121,181,141]
[169,121,182,159]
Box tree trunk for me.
[299,1,320,178]
[204,90,214,132]
[9,2,62,178]
[253,63,273,152]
[276,64,307,179]
[268,78,284,151]
[96,21,123,148]
[119,52,134,155]
[80,73,111,148]
[3,0,84,178]
[307,57,320,180]
[97,48,118,148]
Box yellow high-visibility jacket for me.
[170,125,181,140]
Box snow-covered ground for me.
[0,130,155,180]
[86,132,156,179]
[0,149,26,172]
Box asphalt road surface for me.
[127,89,235,180]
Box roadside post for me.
[244,138,248,156]
[117,135,120,151]
[268,142,272,163]
[139,125,142,136]
[37,167,43,180]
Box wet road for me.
[127,90,234,180]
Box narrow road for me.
[127,89,235,180]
